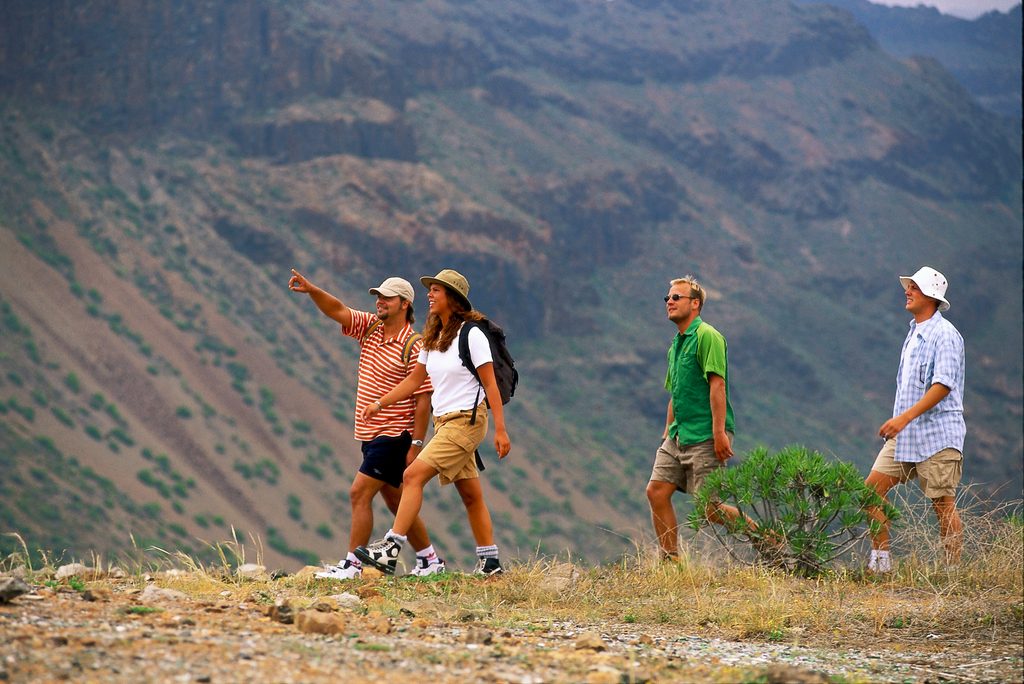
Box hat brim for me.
[899,276,950,312]
[368,287,408,300]
[420,276,472,310]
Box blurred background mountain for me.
[1,0,1020,570]
[798,0,1021,118]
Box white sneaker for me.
[410,557,447,577]
[315,559,361,580]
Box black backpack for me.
[457,318,518,426]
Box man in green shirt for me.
[646,276,742,559]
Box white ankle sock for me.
[385,529,408,545]
[415,545,438,563]
[346,552,361,567]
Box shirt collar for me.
[908,311,942,338]
[680,316,703,338]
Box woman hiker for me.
[355,269,512,576]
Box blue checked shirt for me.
[892,312,966,463]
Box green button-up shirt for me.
[665,316,735,444]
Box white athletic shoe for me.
[410,557,447,577]
[315,559,362,580]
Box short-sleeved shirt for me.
[891,311,965,463]
[343,309,432,441]
[665,316,735,445]
[419,323,492,416]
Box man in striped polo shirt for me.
[289,269,444,579]
[864,266,965,573]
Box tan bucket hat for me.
[899,266,950,312]
[369,276,415,303]
[420,269,472,310]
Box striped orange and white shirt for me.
[344,309,432,441]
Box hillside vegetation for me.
[0,0,1020,570]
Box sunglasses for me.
[664,294,695,302]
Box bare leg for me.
[454,477,495,546]
[379,483,432,552]
[349,473,386,552]
[865,470,901,550]
[391,460,438,537]
[646,480,680,557]
[932,495,963,563]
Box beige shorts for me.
[417,406,488,485]
[650,436,726,494]
[871,439,962,499]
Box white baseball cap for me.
[369,277,415,303]
[899,266,950,312]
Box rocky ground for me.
[1,565,1021,684]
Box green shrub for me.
[688,445,900,577]
[64,373,81,394]
[51,406,75,427]
[175,406,192,419]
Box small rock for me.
[456,608,491,622]
[466,626,493,644]
[106,566,127,580]
[757,664,830,684]
[585,666,624,684]
[575,631,606,651]
[139,585,188,603]
[295,609,347,635]
[0,577,30,604]
[269,597,296,624]
[160,569,189,579]
[81,587,112,602]
[311,599,337,613]
[2,565,28,580]
[55,563,94,580]
[236,563,268,580]
[293,565,321,579]
[365,611,391,635]
[539,562,581,593]
[328,592,363,611]
[355,584,380,599]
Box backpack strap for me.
[402,332,421,367]
[366,321,419,367]
[362,319,383,343]
[458,323,484,425]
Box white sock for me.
[415,545,438,563]
[476,544,499,559]
[869,549,892,572]
[345,552,362,567]
[385,529,408,546]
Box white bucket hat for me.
[899,266,950,312]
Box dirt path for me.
[1,575,1020,683]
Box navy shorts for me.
[358,432,412,488]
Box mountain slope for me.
[797,0,1022,117]
[1,0,1020,570]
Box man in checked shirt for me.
[864,266,965,573]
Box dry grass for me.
[4,497,1021,652]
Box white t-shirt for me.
[418,323,493,416]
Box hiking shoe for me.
[315,559,361,581]
[473,557,503,576]
[410,557,447,577]
[354,537,402,575]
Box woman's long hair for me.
[422,287,483,352]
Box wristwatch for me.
[411,439,424,447]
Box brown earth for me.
[1,568,1021,684]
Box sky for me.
[873,0,1020,18]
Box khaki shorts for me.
[650,436,726,494]
[871,439,962,499]
[417,406,488,485]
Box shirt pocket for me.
[916,361,931,388]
